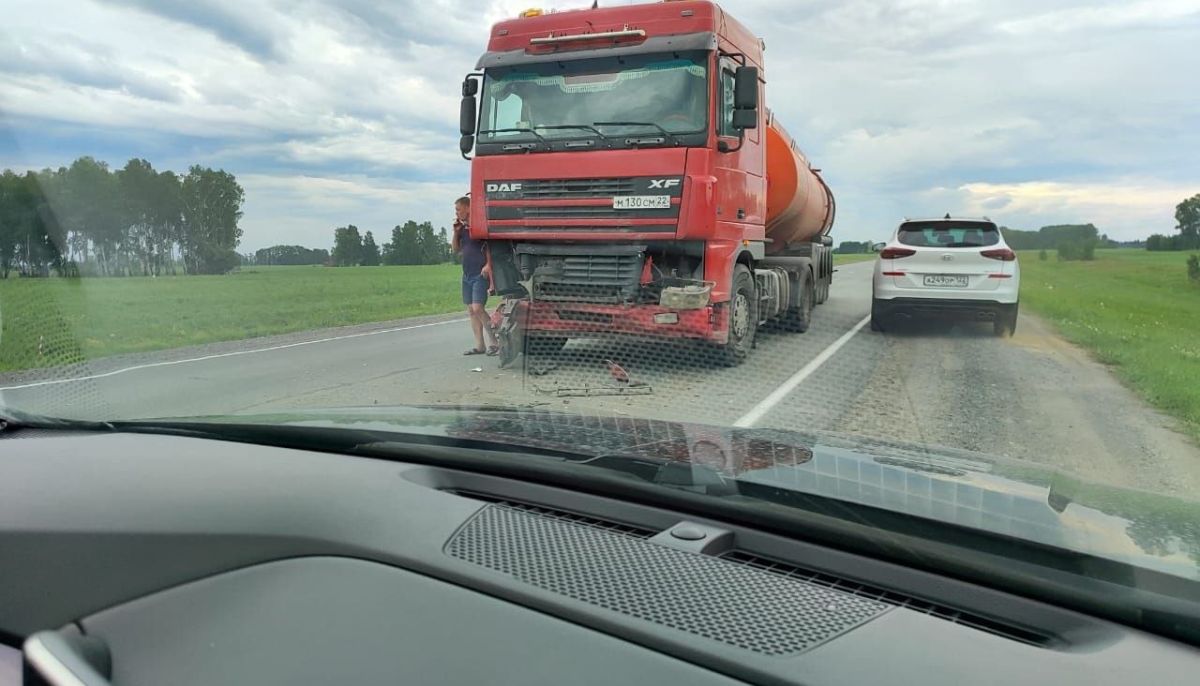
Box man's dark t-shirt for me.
[457,222,486,277]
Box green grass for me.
[833,253,877,265]
[1018,249,1200,442]
[0,265,463,372]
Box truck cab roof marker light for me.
[529,28,647,45]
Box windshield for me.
[478,51,709,145]
[898,222,1001,247]
[2,0,1199,619]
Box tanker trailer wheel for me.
[816,267,830,304]
[715,264,758,366]
[779,269,815,333]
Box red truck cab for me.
[459,1,834,365]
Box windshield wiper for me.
[477,127,550,151]
[592,121,679,147]
[0,408,113,433]
[531,124,611,146]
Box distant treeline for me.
[330,221,453,267]
[0,157,244,278]
[1147,194,1200,251]
[834,240,874,254]
[253,245,330,265]
[999,224,1114,250]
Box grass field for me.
[0,265,462,372]
[833,253,876,265]
[1018,249,1200,441]
[2,255,881,373]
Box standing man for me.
[452,196,498,356]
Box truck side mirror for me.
[460,94,477,137]
[731,109,757,130]
[733,66,759,111]
[460,76,478,157]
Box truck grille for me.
[518,178,636,198]
[561,254,642,283]
[488,206,678,220]
[489,224,675,234]
[533,253,643,303]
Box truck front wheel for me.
[715,264,758,366]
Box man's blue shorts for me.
[462,274,489,305]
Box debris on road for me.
[606,359,631,384]
[471,367,483,373]
[534,383,654,398]
[528,361,558,376]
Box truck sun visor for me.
[476,32,718,69]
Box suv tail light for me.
[880,247,916,259]
[981,248,1016,261]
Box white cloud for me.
[238,173,467,251]
[998,0,1200,35]
[1,0,1199,247]
[950,179,1195,238]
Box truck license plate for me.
[613,195,670,210]
[923,274,969,288]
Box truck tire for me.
[715,264,758,366]
[779,269,814,333]
[816,262,830,304]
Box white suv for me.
[871,217,1020,336]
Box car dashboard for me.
[1,431,1196,685]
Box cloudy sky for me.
[1,0,1198,251]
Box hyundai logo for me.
[941,254,954,261]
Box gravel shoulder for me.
[837,312,1200,496]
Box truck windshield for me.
[479,51,708,146]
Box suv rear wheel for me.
[870,297,886,332]
[994,303,1018,337]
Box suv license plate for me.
[923,274,969,288]
[613,195,670,210]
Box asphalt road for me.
[4,261,1198,494]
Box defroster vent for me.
[445,502,891,655]
[720,551,1054,647]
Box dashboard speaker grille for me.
[446,503,890,655]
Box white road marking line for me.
[0,318,468,391]
[733,314,872,428]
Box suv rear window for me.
[897,222,1000,247]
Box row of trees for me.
[998,223,1112,250]
[1146,194,1200,251]
[834,240,873,254]
[255,245,330,265]
[0,157,245,278]
[331,221,453,267]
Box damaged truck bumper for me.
[525,301,729,343]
